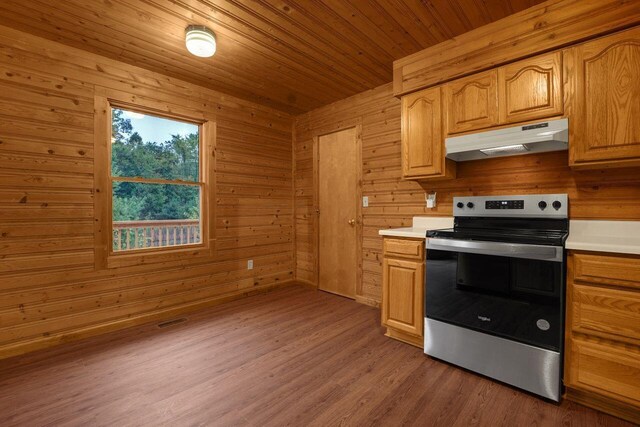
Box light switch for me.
[247,259,254,270]
[362,196,369,207]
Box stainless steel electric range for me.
[424,194,569,401]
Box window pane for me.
[111,108,199,182]
[112,181,201,252]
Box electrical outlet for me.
[426,192,437,209]
[247,259,254,270]
[362,196,369,207]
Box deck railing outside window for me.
[109,106,203,253]
[112,219,200,251]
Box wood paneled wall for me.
[0,25,294,359]
[294,83,640,305]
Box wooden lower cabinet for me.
[565,251,640,423]
[381,237,424,347]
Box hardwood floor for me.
[0,285,633,426]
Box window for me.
[110,107,203,252]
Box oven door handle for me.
[426,238,563,262]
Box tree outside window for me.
[110,108,203,252]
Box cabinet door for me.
[401,87,444,178]
[571,283,640,344]
[498,52,563,124]
[566,27,640,168]
[444,70,499,134]
[382,257,424,337]
[565,337,640,414]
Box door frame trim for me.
[313,121,363,299]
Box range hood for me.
[445,118,568,162]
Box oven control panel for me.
[453,194,568,218]
[485,200,524,210]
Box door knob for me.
[348,219,356,226]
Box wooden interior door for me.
[317,127,359,298]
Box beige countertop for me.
[378,217,454,239]
[380,218,640,255]
[566,220,640,255]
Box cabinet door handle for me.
[348,219,356,226]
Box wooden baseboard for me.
[385,328,423,348]
[355,295,380,308]
[0,280,299,361]
[295,279,317,289]
[293,280,379,308]
[565,387,640,424]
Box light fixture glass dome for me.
[185,25,216,58]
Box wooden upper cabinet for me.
[444,53,561,133]
[498,52,563,124]
[566,27,640,168]
[401,86,454,179]
[444,70,499,134]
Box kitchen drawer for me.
[383,238,424,260]
[566,337,640,407]
[573,252,640,290]
[571,283,640,344]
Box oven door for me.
[425,238,564,351]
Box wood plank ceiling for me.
[0,0,545,114]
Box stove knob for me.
[466,202,474,209]
[552,200,562,210]
[538,201,547,210]
[456,202,464,209]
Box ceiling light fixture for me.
[185,25,216,58]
